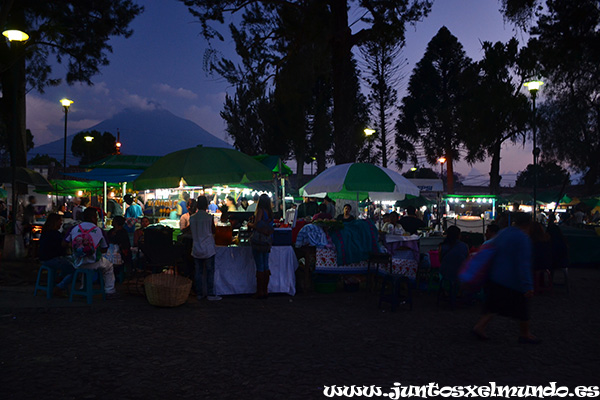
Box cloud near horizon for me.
[155,83,198,100]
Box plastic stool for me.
[69,269,106,304]
[34,264,57,299]
[378,274,413,311]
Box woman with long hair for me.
[247,194,274,299]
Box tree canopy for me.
[180,0,432,165]
[71,130,117,165]
[396,26,471,193]
[528,0,600,193]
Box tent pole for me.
[103,181,107,228]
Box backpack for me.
[72,225,99,260]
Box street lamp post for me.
[437,156,447,183]
[3,29,28,238]
[524,80,544,222]
[364,128,375,164]
[60,98,73,174]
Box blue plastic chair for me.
[34,264,57,299]
[69,269,106,304]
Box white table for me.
[214,246,298,296]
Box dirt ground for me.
[1,259,598,399]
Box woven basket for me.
[144,273,192,307]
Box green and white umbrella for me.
[133,146,274,190]
[300,163,420,201]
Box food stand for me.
[443,194,500,236]
[132,146,298,296]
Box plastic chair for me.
[69,269,106,304]
[34,264,57,299]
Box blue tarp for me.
[65,168,141,183]
[328,219,380,266]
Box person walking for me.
[248,193,274,299]
[190,196,221,301]
[471,213,539,344]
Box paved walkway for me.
[0,260,598,399]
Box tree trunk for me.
[296,153,305,183]
[583,162,598,195]
[330,0,355,164]
[446,150,455,194]
[488,141,502,195]
[379,92,387,167]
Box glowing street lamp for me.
[364,128,375,136]
[524,79,544,221]
[84,135,94,142]
[60,98,73,174]
[2,30,29,41]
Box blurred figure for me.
[472,213,539,344]
[177,192,190,218]
[180,199,197,234]
[546,213,569,282]
[106,197,123,218]
[484,223,500,243]
[133,216,150,247]
[248,193,274,299]
[529,221,552,294]
[190,196,220,301]
[124,194,143,235]
[312,202,333,222]
[439,226,469,281]
[322,196,336,217]
[297,197,319,219]
[71,197,83,220]
[38,213,73,297]
[107,215,132,275]
[336,204,355,223]
[247,194,259,212]
[239,197,249,211]
[226,196,239,212]
[399,205,426,235]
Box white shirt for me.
[190,210,216,259]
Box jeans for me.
[194,255,216,298]
[42,257,75,289]
[252,249,270,272]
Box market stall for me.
[298,163,421,279]
[131,146,298,295]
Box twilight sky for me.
[27,0,534,186]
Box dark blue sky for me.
[28,0,532,186]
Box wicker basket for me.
[144,273,192,307]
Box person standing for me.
[124,194,143,237]
[471,213,539,343]
[190,196,221,301]
[63,207,118,298]
[248,193,274,299]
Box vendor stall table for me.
[214,246,298,296]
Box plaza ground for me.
[0,261,598,399]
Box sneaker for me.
[207,295,222,301]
